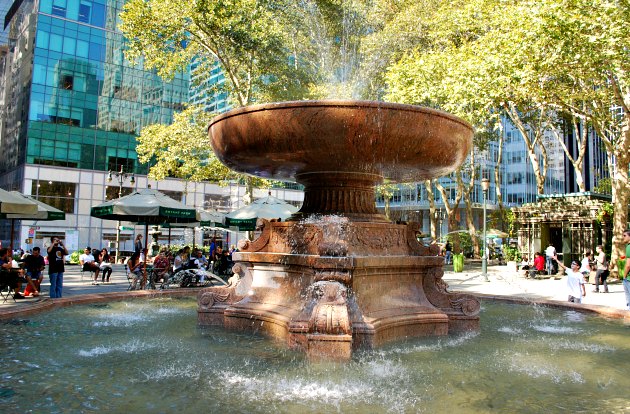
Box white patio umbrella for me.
[225,193,298,230]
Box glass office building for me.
[4,0,188,177]
[0,0,304,250]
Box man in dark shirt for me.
[23,246,45,297]
[47,236,68,299]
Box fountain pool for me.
[1,298,629,413]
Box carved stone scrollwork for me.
[407,222,440,256]
[450,296,481,316]
[314,270,352,285]
[308,281,351,335]
[423,267,480,317]
[199,290,232,311]
[238,219,272,252]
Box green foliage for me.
[504,209,517,238]
[446,232,472,255]
[596,202,614,223]
[502,245,521,262]
[120,0,317,106]
[136,106,232,183]
[69,250,81,264]
[593,178,612,195]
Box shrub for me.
[502,245,521,262]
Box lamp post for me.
[481,178,490,282]
[107,166,135,263]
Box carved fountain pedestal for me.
[198,101,480,360]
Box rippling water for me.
[1,298,629,413]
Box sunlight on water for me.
[1,299,629,414]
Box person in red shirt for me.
[534,252,545,272]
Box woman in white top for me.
[579,250,592,279]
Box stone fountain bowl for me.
[208,100,473,183]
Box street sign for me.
[119,226,134,231]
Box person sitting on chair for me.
[79,247,100,285]
[127,251,144,290]
[152,248,170,283]
[22,246,45,296]
[98,248,113,283]
[192,249,208,269]
[0,247,26,299]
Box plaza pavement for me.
[1,262,628,320]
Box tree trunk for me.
[503,102,548,194]
[610,129,630,276]
[425,180,437,240]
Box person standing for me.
[579,250,592,281]
[622,230,630,310]
[593,245,609,293]
[444,241,453,265]
[134,234,143,254]
[545,244,557,275]
[555,256,586,304]
[47,237,68,298]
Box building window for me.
[105,186,134,201]
[51,0,67,17]
[61,74,73,90]
[161,190,183,202]
[31,180,76,213]
[78,2,91,23]
[107,157,135,174]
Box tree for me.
[120,0,318,106]
[510,0,630,268]
[136,105,270,191]
[136,106,229,182]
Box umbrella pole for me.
[9,218,15,253]
[143,223,149,288]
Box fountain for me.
[198,100,480,359]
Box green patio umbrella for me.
[91,188,198,224]
[4,192,66,221]
[0,188,38,215]
[0,189,39,252]
[159,209,226,247]
[91,188,198,263]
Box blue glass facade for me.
[3,0,189,176]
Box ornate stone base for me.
[198,248,479,359]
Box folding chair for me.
[0,281,16,303]
[0,269,17,303]
[80,267,96,283]
[125,264,135,290]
